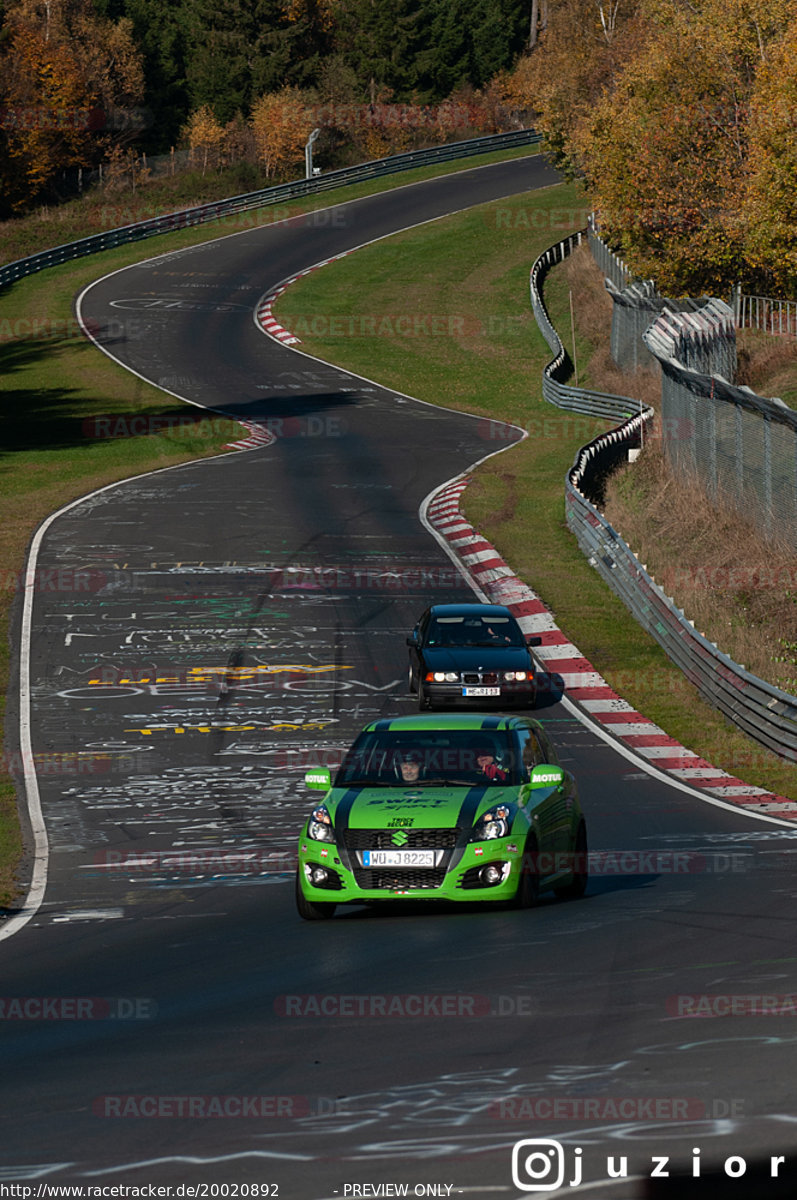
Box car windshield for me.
[335,730,522,788]
[426,614,526,648]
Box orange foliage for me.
[0,0,145,209]
[572,0,797,294]
[508,0,648,173]
[2,23,92,202]
[250,88,315,178]
[281,0,338,31]
[743,21,797,293]
[182,105,226,175]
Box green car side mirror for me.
[527,764,565,789]
[305,767,332,790]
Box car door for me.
[407,608,430,690]
[534,725,578,867]
[515,725,561,875]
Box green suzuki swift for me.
[296,713,587,920]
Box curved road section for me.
[4,157,797,1197]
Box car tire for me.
[555,822,588,900]
[408,663,417,695]
[295,870,337,920]
[417,684,433,711]
[514,834,540,909]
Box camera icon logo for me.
[512,1138,566,1191]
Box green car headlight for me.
[471,803,514,841]
[308,805,335,843]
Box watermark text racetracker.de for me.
[82,414,346,441]
[274,993,538,1018]
[0,997,155,1020]
[510,1138,789,1191]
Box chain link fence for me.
[530,229,797,762]
[590,221,794,550]
[644,307,797,548]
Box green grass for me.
[1,143,541,266]
[273,181,797,801]
[0,144,547,910]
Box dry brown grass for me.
[565,243,797,695]
[605,446,797,690]
[737,327,797,409]
[560,242,661,413]
[737,328,797,391]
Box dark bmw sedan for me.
[407,603,537,710]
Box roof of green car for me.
[361,714,537,733]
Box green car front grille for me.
[343,828,460,851]
[352,867,449,890]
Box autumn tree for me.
[742,20,797,294]
[250,86,315,178]
[503,0,646,177]
[0,0,144,211]
[182,103,225,174]
[576,0,797,294]
[0,21,91,208]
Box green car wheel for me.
[513,834,540,909]
[555,821,588,900]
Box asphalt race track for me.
[5,156,797,1199]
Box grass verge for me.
[1,143,540,266]
[0,145,547,910]
[273,181,797,800]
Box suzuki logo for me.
[391,829,409,847]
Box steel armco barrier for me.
[529,229,648,426]
[531,232,797,762]
[0,129,542,289]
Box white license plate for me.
[463,686,500,696]
[362,849,437,868]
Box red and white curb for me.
[233,252,356,449]
[254,251,355,347]
[224,420,278,452]
[426,477,797,821]
[256,288,301,345]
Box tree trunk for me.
[529,0,539,48]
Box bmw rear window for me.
[427,614,526,648]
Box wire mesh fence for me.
[530,229,797,761]
[643,305,797,549]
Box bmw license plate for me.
[362,850,437,868]
[463,686,500,696]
